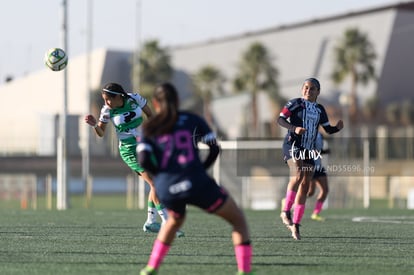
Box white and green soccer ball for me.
[44,48,68,71]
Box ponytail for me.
[143,83,179,137]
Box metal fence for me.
[1,135,414,210]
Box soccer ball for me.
[44,48,68,71]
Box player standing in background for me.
[138,83,253,275]
[307,132,330,222]
[85,82,183,236]
[277,78,343,240]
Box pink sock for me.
[313,200,324,214]
[283,190,297,211]
[234,244,252,273]
[147,239,171,269]
[292,204,306,224]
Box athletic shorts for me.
[154,174,229,217]
[282,141,315,165]
[119,137,145,173]
[313,167,327,178]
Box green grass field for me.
[0,200,413,275]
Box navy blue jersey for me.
[313,133,327,177]
[279,98,331,150]
[137,111,226,215]
[142,111,215,176]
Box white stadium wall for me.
[0,48,108,155]
[170,7,396,105]
[2,2,414,155]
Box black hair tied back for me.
[102,83,126,96]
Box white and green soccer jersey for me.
[98,93,147,140]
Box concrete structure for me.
[2,2,414,154]
[171,1,414,141]
[1,2,414,208]
[0,48,132,155]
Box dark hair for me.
[102,82,128,98]
[143,82,179,137]
[304,78,321,90]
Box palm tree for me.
[332,28,376,124]
[131,40,173,99]
[233,42,279,137]
[193,65,225,129]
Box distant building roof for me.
[170,1,414,109]
[3,1,414,154]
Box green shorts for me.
[119,137,145,173]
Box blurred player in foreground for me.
[138,83,253,275]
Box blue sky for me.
[0,0,401,83]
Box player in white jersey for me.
[85,82,183,237]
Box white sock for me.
[158,208,168,225]
[147,207,157,224]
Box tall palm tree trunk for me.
[251,91,259,137]
[349,72,359,124]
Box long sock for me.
[156,204,168,224]
[283,190,297,212]
[147,239,171,269]
[147,201,157,224]
[313,200,324,214]
[234,243,252,273]
[292,204,306,224]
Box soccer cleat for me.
[176,229,185,238]
[140,266,157,275]
[280,210,293,227]
[143,222,161,233]
[311,213,325,222]
[289,223,301,240]
[236,271,255,275]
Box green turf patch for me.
[0,208,413,274]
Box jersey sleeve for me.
[318,104,340,134]
[98,105,110,123]
[129,93,147,108]
[318,104,330,126]
[193,115,216,145]
[279,98,300,119]
[191,114,220,169]
[278,98,301,131]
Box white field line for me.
[352,216,414,224]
